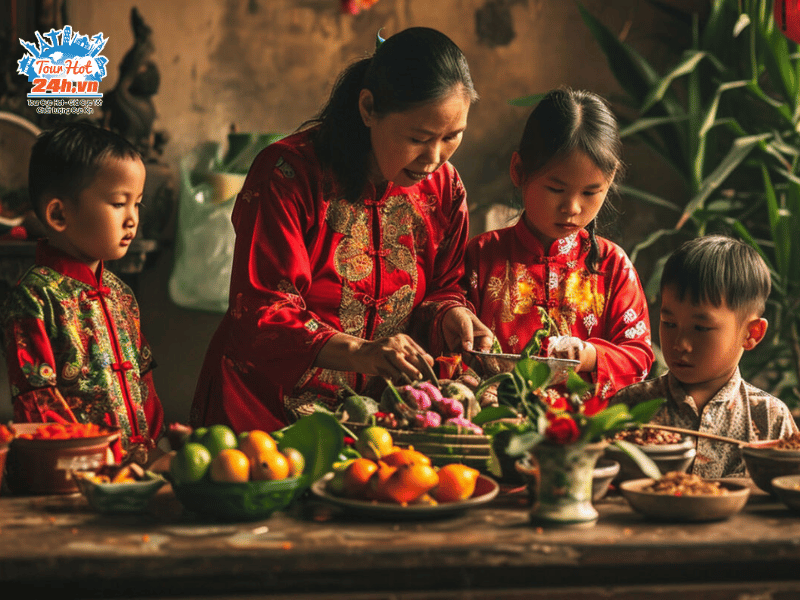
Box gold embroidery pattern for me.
[486,262,542,323]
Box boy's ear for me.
[43,198,69,232]
[743,317,768,350]
[510,151,525,187]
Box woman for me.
[191,27,492,433]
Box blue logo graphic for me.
[18,26,109,99]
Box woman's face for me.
[359,86,470,188]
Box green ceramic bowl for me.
[172,475,310,521]
[73,471,166,513]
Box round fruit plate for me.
[310,472,499,519]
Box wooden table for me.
[2,481,800,599]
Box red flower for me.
[343,436,356,446]
[541,390,569,412]
[582,395,609,416]
[544,416,580,445]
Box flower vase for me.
[530,440,607,528]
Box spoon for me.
[641,424,754,447]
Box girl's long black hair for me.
[308,27,477,202]
[517,88,623,273]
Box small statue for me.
[102,7,161,160]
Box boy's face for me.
[659,284,761,394]
[55,156,145,269]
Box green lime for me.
[189,426,208,443]
[199,424,239,458]
[170,442,212,484]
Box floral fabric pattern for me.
[2,242,163,448]
[464,218,654,399]
[613,369,798,478]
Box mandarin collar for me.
[35,239,104,288]
[512,216,585,261]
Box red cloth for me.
[464,219,654,399]
[191,129,471,433]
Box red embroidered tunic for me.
[464,219,654,398]
[191,129,471,433]
[2,241,164,448]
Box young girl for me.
[464,88,654,399]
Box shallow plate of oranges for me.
[310,471,499,519]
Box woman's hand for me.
[546,336,597,373]
[315,332,433,383]
[442,306,494,353]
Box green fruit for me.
[189,426,208,443]
[354,425,393,461]
[170,442,212,485]
[282,447,306,477]
[199,424,239,458]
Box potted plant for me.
[475,359,663,526]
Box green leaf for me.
[698,80,749,137]
[565,370,592,397]
[617,184,683,212]
[277,412,344,483]
[515,358,552,390]
[628,397,666,424]
[577,2,658,105]
[619,114,688,138]
[508,93,547,107]
[640,50,708,113]
[505,429,544,457]
[612,439,662,479]
[472,405,519,426]
[677,133,771,228]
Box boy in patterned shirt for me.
[2,121,164,460]
[613,235,796,477]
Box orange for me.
[354,426,394,461]
[432,464,480,503]
[342,457,379,498]
[238,429,278,461]
[209,448,250,483]
[381,463,439,504]
[250,449,290,481]
[368,460,398,502]
[381,447,431,468]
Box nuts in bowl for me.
[620,472,750,522]
[605,428,696,482]
[741,432,800,495]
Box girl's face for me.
[359,86,470,188]
[512,149,614,249]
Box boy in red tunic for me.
[2,122,164,461]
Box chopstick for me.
[641,424,746,446]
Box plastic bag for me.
[168,133,283,312]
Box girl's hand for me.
[546,336,597,373]
[442,306,494,353]
[316,332,433,383]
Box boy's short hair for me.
[661,235,771,316]
[28,120,141,222]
